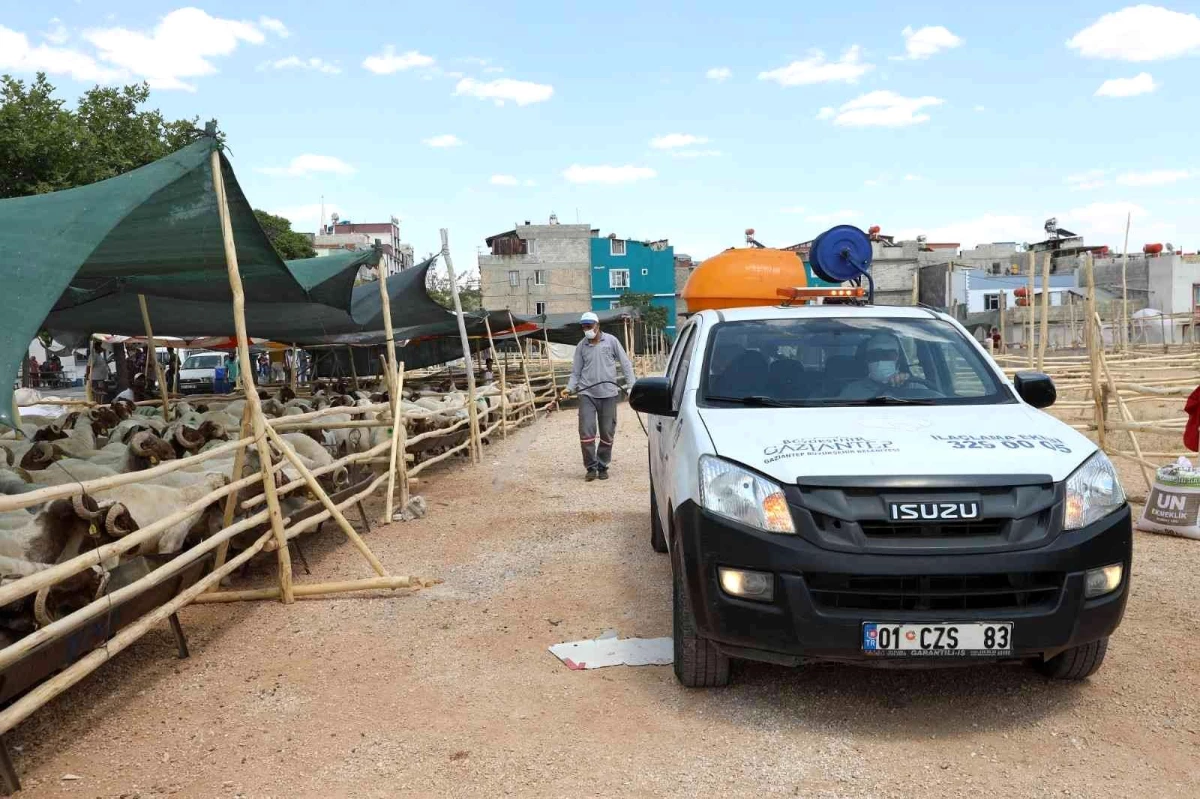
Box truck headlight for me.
[699,455,795,534]
[1064,451,1126,530]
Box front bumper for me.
[673,500,1131,666]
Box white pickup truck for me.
[630,302,1130,687]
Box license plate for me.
[862,622,1013,656]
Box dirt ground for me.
[9,403,1200,798]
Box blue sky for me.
[2,2,1199,274]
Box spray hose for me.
[558,380,649,437]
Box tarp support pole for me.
[290,344,298,393]
[84,334,95,405]
[210,401,253,587]
[347,346,359,390]
[211,148,294,605]
[377,257,406,522]
[442,229,482,463]
[543,324,556,401]
[484,315,506,439]
[507,312,536,423]
[137,295,170,421]
[1038,252,1051,370]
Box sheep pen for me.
[0,362,557,788]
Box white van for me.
[630,302,1130,687]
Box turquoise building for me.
[590,236,677,339]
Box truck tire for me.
[1035,637,1109,680]
[672,564,730,687]
[650,484,667,553]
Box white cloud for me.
[895,214,1036,249]
[672,149,722,158]
[0,24,122,82]
[903,174,922,181]
[454,77,554,105]
[973,104,986,112]
[806,210,861,225]
[82,8,267,91]
[423,134,464,148]
[259,16,289,38]
[524,179,536,187]
[362,47,435,74]
[44,19,69,46]
[1060,201,1150,245]
[864,179,882,187]
[490,175,520,186]
[1095,72,1157,97]
[899,25,963,59]
[483,66,504,74]
[817,90,944,127]
[706,66,732,81]
[562,165,657,185]
[1066,169,1108,190]
[265,56,341,74]
[257,154,356,178]
[1068,5,1200,61]
[781,206,806,214]
[1116,169,1193,186]
[759,46,873,86]
[650,133,709,149]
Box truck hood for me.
[179,368,215,378]
[696,404,1096,484]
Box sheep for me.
[93,472,227,554]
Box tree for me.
[618,291,668,331]
[0,72,211,198]
[427,268,482,311]
[253,210,317,260]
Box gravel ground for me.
[7,403,1200,798]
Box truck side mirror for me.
[1014,371,1056,409]
[629,377,677,417]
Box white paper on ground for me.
[549,636,673,670]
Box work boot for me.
[598,469,610,481]
[586,470,598,482]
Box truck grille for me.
[805,572,1063,612]
[858,520,1005,539]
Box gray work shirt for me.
[566,332,636,399]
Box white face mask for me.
[584,328,598,340]
[868,359,897,382]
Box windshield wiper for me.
[837,396,936,406]
[705,395,804,408]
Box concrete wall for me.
[479,223,593,314]
[590,238,677,336]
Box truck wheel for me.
[1035,637,1109,680]
[650,484,667,553]
[672,564,730,687]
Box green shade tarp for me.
[43,254,445,344]
[1,136,317,427]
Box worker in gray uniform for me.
[564,311,637,481]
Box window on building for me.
[609,269,630,289]
[535,301,546,315]
[507,270,520,288]
[610,239,626,256]
[610,300,622,309]
[641,268,649,276]
[527,239,537,256]
[984,293,1001,311]
[533,269,546,285]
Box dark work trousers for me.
[578,394,619,472]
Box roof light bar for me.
[776,286,867,301]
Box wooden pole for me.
[1120,212,1131,352]
[347,346,359,390]
[384,360,406,523]
[507,312,537,423]
[1026,259,1035,368]
[1094,313,1153,492]
[998,291,1007,355]
[290,344,299,393]
[264,425,388,576]
[1084,254,1106,450]
[137,295,171,421]
[192,575,424,604]
[211,147,294,604]
[911,270,919,305]
[543,324,557,403]
[84,335,94,405]
[499,364,509,438]
[1068,293,1076,349]
[1038,252,1051,370]
[442,229,482,462]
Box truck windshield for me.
[701,317,1013,407]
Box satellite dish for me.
[1166,242,1176,253]
[810,225,873,283]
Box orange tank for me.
[682,248,808,312]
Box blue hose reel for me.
[810,224,875,302]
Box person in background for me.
[165,346,180,394]
[991,328,1002,353]
[28,356,40,388]
[484,358,494,383]
[563,311,637,482]
[225,354,240,393]
[89,341,110,403]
